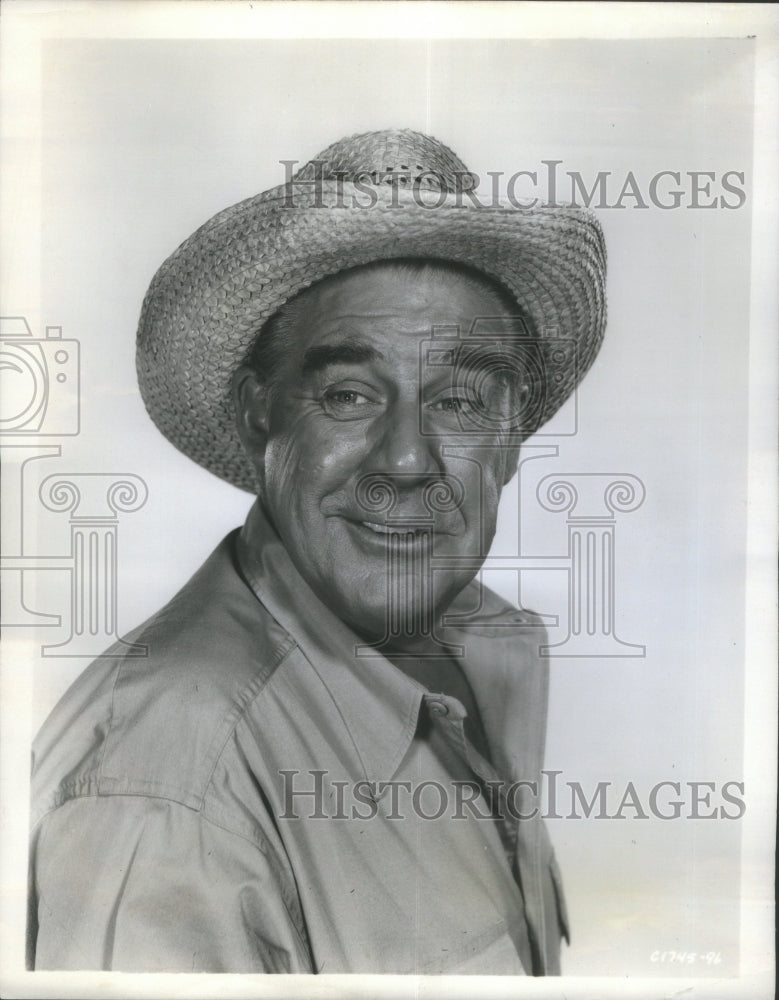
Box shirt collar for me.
[235,500,544,788]
[237,501,428,786]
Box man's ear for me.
[501,443,522,487]
[501,381,530,485]
[233,364,270,458]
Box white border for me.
[1,3,776,999]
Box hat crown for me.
[293,128,472,192]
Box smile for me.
[360,521,429,536]
[340,516,439,552]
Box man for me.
[28,129,606,974]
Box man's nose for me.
[364,398,441,481]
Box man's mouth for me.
[359,520,428,536]
[340,516,439,549]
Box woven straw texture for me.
[137,129,607,492]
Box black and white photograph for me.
[1,3,776,998]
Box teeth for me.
[360,521,426,537]
[361,521,394,534]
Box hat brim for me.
[137,182,606,492]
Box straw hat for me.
[137,129,606,492]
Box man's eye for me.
[327,390,368,405]
[434,397,464,412]
[429,394,477,414]
[321,388,375,417]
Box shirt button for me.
[428,699,449,718]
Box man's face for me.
[236,265,525,649]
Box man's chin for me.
[327,590,455,649]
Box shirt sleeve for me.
[29,794,313,973]
[541,852,570,974]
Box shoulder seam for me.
[31,789,310,953]
[96,633,297,809]
[34,784,278,852]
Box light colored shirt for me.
[29,501,568,974]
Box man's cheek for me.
[459,458,503,553]
[478,451,506,504]
[265,439,304,498]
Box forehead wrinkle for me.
[301,339,387,376]
[310,311,467,337]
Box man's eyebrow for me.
[301,341,386,375]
